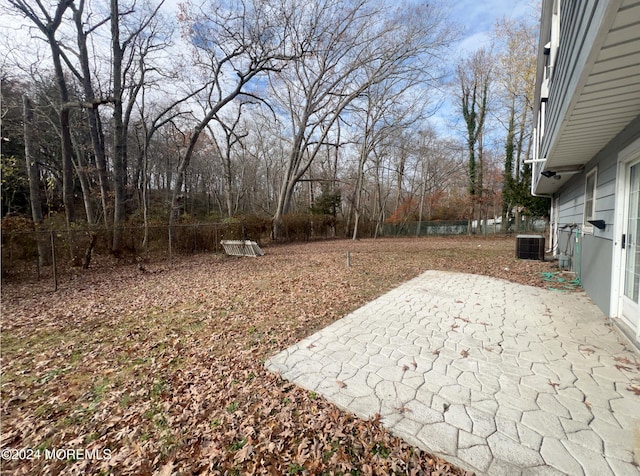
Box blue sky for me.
[428,0,538,137]
[159,0,537,50]
[149,0,541,141]
[449,0,537,53]
[0,0,538,71]
[0,0,539,141]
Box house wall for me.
[555,115,640,315]
[540,1,608,160]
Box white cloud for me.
[455,31,493,56]
[449,0,536,54]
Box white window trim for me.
[583,167,597,234]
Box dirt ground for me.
[1,236,561,475]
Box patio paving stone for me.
[266,270,640,474]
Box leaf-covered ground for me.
[1,236,559,475]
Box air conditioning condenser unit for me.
[515,235,545,260]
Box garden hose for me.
[540,271,582,291]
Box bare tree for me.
[23,94,49,265]
[207,103,252,218]
[241,109,289,215]
[68,0,111,224]
[7,1,76,227]
[8,0,176,253]
[111,0,168,251]
[457,47,493,233]
[493,16,542,228]
[350,80,408,240]
[168,0,300,228]
[124,9,203,249]
[416,131,466,222]
[271,0,454,238]
[137,97,201,250]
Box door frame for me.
[611,136,640,343]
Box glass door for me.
[621,159,640,330]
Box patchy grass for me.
[1,236,556,474]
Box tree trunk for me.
[9,0,78,263]
[23,95,49,267]
[502,101,516,227]
[59,108,75,226]
[142,140,150,251]
[72,140,96,225]
[352,138,369,241]
[111,0,126,253]
[23,95,43,224]
[373,155,383,238]
[51,36,80,265]
[395,151,406,216]
[417,179,425,237]
[477,131,484,235]
[72,3,110,224]
[87,108,110,223]
[273,126,306,236]
[224,157,233,218]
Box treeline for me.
[1,0,547,263]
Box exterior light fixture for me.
[541,165,585,179]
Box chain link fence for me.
[2,223,237,282]
[2,216,548,285]
[0,216,343,284]
[382,217,548,237]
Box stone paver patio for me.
[266,271,640,475]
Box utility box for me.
[558,254,571,270]
[516,235,545,260]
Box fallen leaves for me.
[627,385,640,396]
[615,364,634,372]
[615,356,640,372]
[0,237,563,475]
[234,442,254,463]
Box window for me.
[543,0,561,81]
[550,0,561,69]
[583,168,597,231]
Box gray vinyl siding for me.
[541,1,607,158]
[555,115,640,315]
[580,235,613,312]
[592,151,617,242]
[555,227,612,315]
[557,174,585,226]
